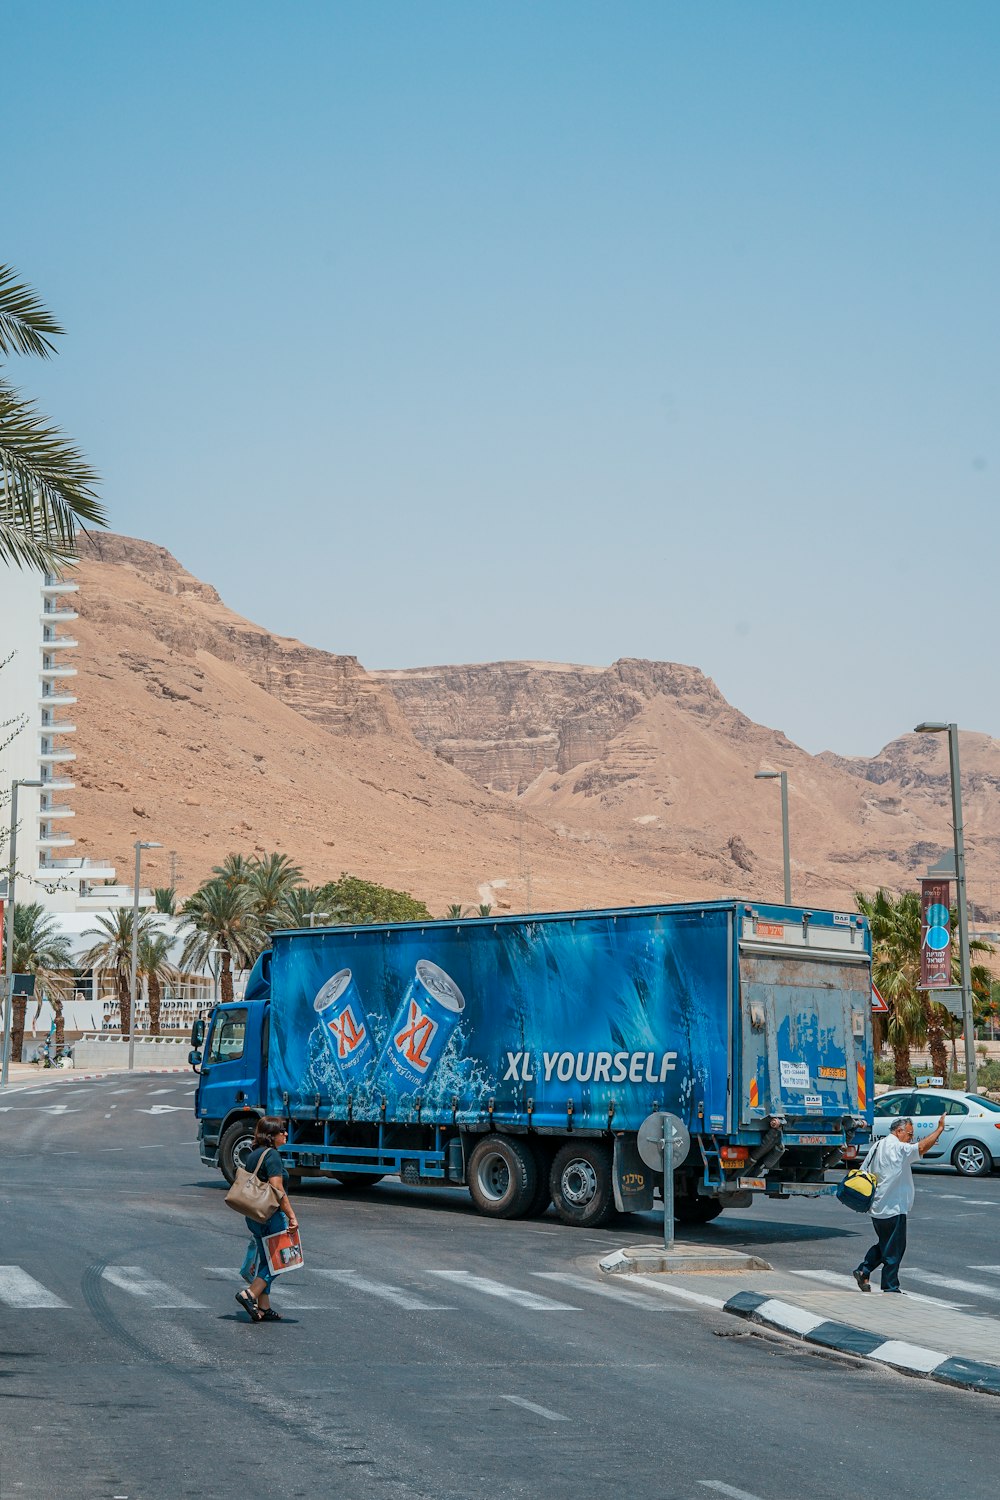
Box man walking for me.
[853,1113,945,1294]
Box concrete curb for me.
[725,1290,1000,1397]
[600,1246,772,1275]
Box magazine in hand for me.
[262,1225,304,1276]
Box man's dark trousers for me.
[859,1214,907,1291]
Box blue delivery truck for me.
[190,899,873,1228]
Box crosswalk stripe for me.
[789,1268,970,1311]
[314,1270,454,1311]
[970,1265,1000,1276]
[426,1269,579,1311]
[531,1271,675,1309]
[101,1267,203,1308]
[907,1269,1000,1302]
[0,1267,68,1308]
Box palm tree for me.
[212,853,257,890]
[180,879,266,1004]
[245,852,304,931]
[0,263,105,570]
[856,888,994,1085]
[279,886,344,929]
[139,931,176,1036]
[477,903,493,917]
[9,903,73,1062]
[153,886,177,916]
[445,904,466,920]
[82,908,154,1038]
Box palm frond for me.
[0,265,62,359]
[0,381,104,568]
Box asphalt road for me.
[1,1074,998,1500]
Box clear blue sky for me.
[6,2,998,756]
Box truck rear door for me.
[737,911,871,1126]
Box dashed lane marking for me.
[314,1269,455,1312]
[101,1267,203,1308]
[426,1269,579,1311]
[500,1395,568,1422]
[698,1483,767,1500]
[0,1267,69,1309]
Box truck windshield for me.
[205,1008,248,1064]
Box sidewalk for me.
[601,1252,1000,1396]
[1,1060,189,1085]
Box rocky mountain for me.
[65,534,1000,917]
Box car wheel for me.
[952,1139,992,1177]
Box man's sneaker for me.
[852,1268,871,1293]
[883,1287,903,1294]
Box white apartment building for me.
[0,559,142,913]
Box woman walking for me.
[235,1117,298,1323]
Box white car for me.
[871,1087,1000,1177]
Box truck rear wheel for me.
[674,1196,724,1224]
[468,1135,537,1218]
[550,1141,616,1228]
[219,1118,258,1185]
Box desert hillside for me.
[66,534,1000,917]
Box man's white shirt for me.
[870,1134,921,1217]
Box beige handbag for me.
[225,1149,282,1223]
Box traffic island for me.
[600,1245,772,1275]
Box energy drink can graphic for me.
[314,969,375,1086]
[374,960,465,1094]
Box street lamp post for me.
[128,839,162,1071]
[209,946,225,1007]
[1,778,45,1088]
[914,722,976,1092]
[755,770,791,904]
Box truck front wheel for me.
[219,1118,258,1185]
[550,1142,616,1228]
[468,1135,537,1218]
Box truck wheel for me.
[219,1119,258,1185]
[674,1196,724,1224]
[468,1135,537,1218]
[549,1142,615,1228]
[525,1141,554,1217]
[952,1140,992,1177]
[332,1173,386,1189]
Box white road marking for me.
[970,1265,1000,1275]
[906,1269,1000,1302]
[108,1089,135,1095]
[39,1104,79,1115]
[101,1267,203,1308]
[315,1270,455,1312]
[136,1105,186,1115]
[426,1269,579,1311]
[789,1268,970,1310]
[698,1482,767,1500]
[0,1267,68,1308]
[500,1395,568,1422]
[148,1088,177,1095]
[532,1272,676,1309]
[937,1194,995,1206]
[621,1280,725,1311]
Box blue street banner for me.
[920,878,951,989]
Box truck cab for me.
[192,999,268,1180]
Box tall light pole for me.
[755,770,791,904]
[914,722,976,1091]
[209,946,225,1007]
[1,778,44,1087]
[128,839,162,1071]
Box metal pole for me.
[128,841,141,1071]
[948,725,977,1092]
[1,783,22,1088]
[779,771,791,904]
[663,1125,675,1252]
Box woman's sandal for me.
[259,1308,283,1321]
[235,1289,262,1322]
